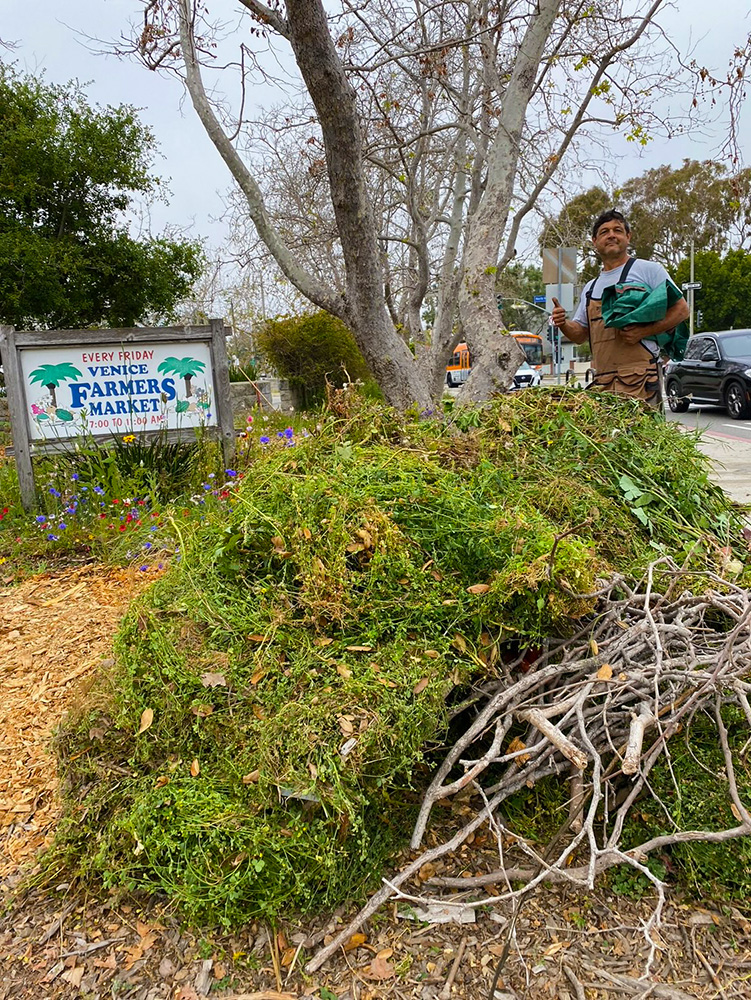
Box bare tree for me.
[129,0,701,408]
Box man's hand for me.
[550,297,567,328]
[620,324,649,345]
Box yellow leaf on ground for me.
[190,758,200,777]
[343,932,368,952]
[138,708,154,734]
[596,663,613,681]
[413,677,430,695]
[242,769,260,784]
[467,583,490,594]
[336,663,352,680]
[345,645,372,652]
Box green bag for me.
[601,277,689,361]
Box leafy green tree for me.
[255,312,373,405]
[675,250,751,332]
[620,160,751,270]
[0,64,204,330]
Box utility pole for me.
[689,240,695,338]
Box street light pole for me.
[689,240,695,338]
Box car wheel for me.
[725,380,751,420]
[666,380,689,413]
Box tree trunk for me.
[284,0,432,410]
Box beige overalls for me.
[586,296,661,408]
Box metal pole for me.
[689,240,695,338]
[556,248,563,384]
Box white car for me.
[509,360,542,391]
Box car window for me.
[701,340,719,361]
[684,338,706,360]
[719,332,751,358]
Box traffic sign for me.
[682,281,702,290]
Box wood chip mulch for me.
[0,563,155,882]
[1,565,751,1000]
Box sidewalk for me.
[694,431,751,508]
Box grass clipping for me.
[53,389,748,926]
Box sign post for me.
[543,247,577,382]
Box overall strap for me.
[585,255,637,311]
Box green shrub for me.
[255,311,373,405]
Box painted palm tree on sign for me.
[157,356,207,398]
[28,363,84,409]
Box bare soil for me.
[2,566,750,1000]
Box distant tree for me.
[675,250,751,332]
[0,64,204,330]
[620,160,751,269]
[255,312,373,405]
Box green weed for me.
[38,388,751,924]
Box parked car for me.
[509,359,542,390]
[664,330,751,420]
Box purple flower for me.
[139,565,148,572]
[277,430,284,438]
[225,469,237,477]
[58,522,67,530]
[260,435,270,444]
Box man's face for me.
[592,219,630,260]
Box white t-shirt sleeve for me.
[572,280,595,328]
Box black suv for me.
[665,330,751,420]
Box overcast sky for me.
[4,0,750,262]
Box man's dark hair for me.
[592,209,630,238]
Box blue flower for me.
[144,542,153,550]
[71,473,79,481]
[58,522,67,530]
[225,469,237,477]
[277,430,284,438]
[47,533,59,541]
[48,487,61,498]
[139,565,148,572]
[35,515,47,524]
[94,486,105,496]
[260,435,270,444]
[203,483,211,492]
[284,427,294,439]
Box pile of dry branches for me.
[309,557,751,973]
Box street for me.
[665,403,751,506]
[666,403,751,444]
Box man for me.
[550,210,689,407]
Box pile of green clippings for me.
[50,388,748,926]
